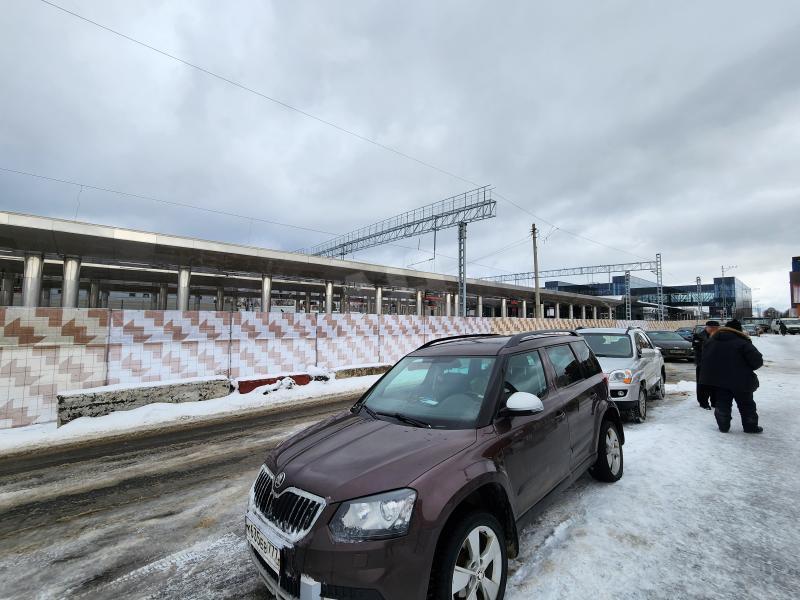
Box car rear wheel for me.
[432,512,507,600]
[631,387,647,422]
[590,419,624,482]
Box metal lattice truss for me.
[482,255,665,321]
[481,260,659,283]
[303,186,495,258]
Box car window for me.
[504,350,548,398]
[571,341,602,377]
[545,345,584,387]
[362,355,497,428]
[580,333,633,358]
[635,333,652,351]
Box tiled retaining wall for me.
[0,308,698,429]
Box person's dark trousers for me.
[696,367,714,408]
[712,387,759,432]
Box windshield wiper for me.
[358,403,379,420]
[376,411,432,429]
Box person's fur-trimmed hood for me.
[711,326,750,340]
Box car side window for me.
[636,333,653,350]
[504,350,548,398]
[571,341,602,377]
[544,345,584,388]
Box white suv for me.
[576,327,666,422]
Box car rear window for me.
[571,341,602,377]
[647,332,684,342]
[545,345,583,387]
[580,333,633,358]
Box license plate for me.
[246,518,281,573]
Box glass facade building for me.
[791,257,800,317]
[545,275,752,319]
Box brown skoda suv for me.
[245,331,625,600]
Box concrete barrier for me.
[335,364,391,379]
[57,376,231,426]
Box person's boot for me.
[744,426,764,434]
[714,409,730,433]
[698,400,711,410]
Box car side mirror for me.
[505,392,545,414]
[641,348,657,357]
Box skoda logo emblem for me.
[274,472,286,489]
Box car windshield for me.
[783,319,800,326]
[580,333,633,358]
[359,355,497,429]
[647,332,684,342]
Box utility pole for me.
[696,276,703,319]
[720,265,737,319]
[532,224,541,318]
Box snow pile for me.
[665,379,695,394]
[0,374,381,456]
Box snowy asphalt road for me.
[1,335,798,599]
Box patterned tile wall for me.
[0,309,699,429]
[0,308,109,429]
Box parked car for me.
[743,324,760,337]
[673,327,694,342]
[645,330,695,361]
[245,331,624,600]
[576,327,666,422]
[771,318,800,334]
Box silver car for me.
[576,327,666,422]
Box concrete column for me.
[305,292,311,313]
[454,294,460,317]
[521,300,527,318]
[150,291,159,309]
[0,275,14,306]
[158,283,168,310]
[61,257,81,308]
[416,290,423,316]
[88,280,100,308]
[555,303,561,319]
[261,275,272,313]
[445,293,452,317]
[501,298,508,318]
[476,295,482,317]
[325,281,333,314]
[22,253,44,308]
[592,305,598,320]
[41,288,51,307]
[100,290,109,308]
[568,304,574,319]
[606,305,613,320]
[216,286,224,311]
[581,305,587,320]
[375,286,383,315]
[176,267,191,311]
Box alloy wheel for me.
[606,426,621,475]
[452,525,503,600]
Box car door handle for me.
[555,410,566,422]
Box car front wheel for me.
[433,511,507,600]
[590,419,624,482]
[632,387,647,422]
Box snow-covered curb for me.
[58,375,229,397]
[0,375,380,458]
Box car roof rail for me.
[505,330,580,348]
[416,334,501,349]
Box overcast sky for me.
[2,1,799,310]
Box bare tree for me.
[762,307,780,320]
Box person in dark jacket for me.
[700,319,764,433]
[779,321,788,336]
[692,320,720,409]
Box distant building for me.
[545,275,753,319]
[791,257,800,317]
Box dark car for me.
[245,331,625,600]
[674,327,694,342]
[645,330,695,361]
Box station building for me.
[791,257,800,317]
[545,274,753,319]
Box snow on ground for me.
[507,334,800,599]
[0,374,380,456]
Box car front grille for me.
[252,466,325,541]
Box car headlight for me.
[329,489,417,542]
[608,369,633,384]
